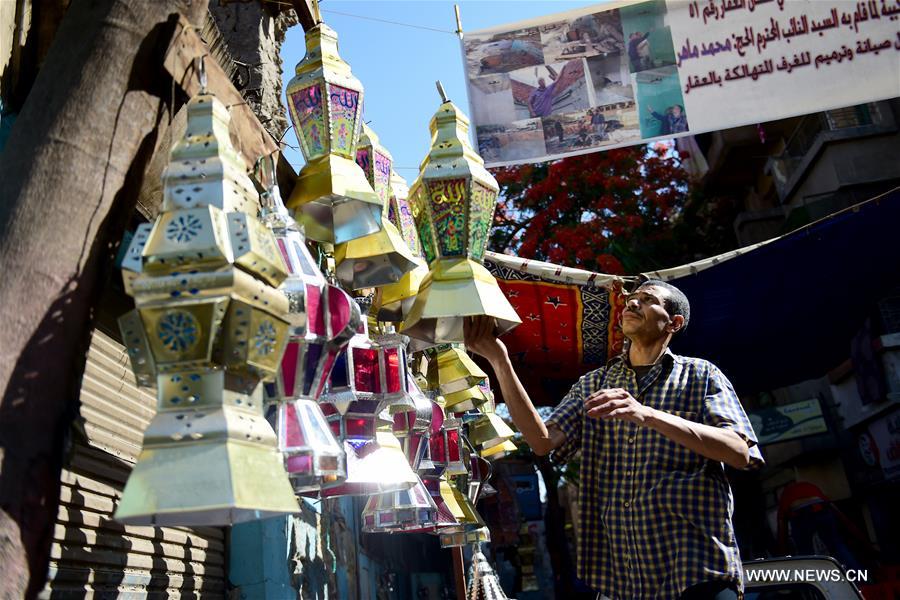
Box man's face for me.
[537,78,546,89]
[672,106,682,117]
[621,285,680,341]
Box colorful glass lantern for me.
[401,86,521,344]
[481,439,518,460]
[393,377,437,472]
[467,455,492,505]
[285,21,382,244]
[376,170,429,322]
[403,477,463,533]
[269,283,362,405]
[327,323,417,415]
[259,172,349,493]
[427,345,487,396]
[361,474,439,533]
[334,125,417,289]
[115,92,298,525]
[315,400,418,497]
[430,402,468,476]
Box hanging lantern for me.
[361,474,439,533]
[467,392,514,449]
[430,401,468,476]
[259,164,349,493]
[481,439,517,460]
[315,399,418,497]
[401,83,521,344]
[444,384,489,413]
[285,20,382,244]
[427,345,487,396]
[376,170,429,322]
[466,550,510,600]
[333,124,417,289]
[326,322,416,414]
[269,283,362,405]
[440,526,491,549]
[409,398,446,480]
[115,91,298,525]
[392,376,435,470]
[467,455,492,506]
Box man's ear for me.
[668,314,685,334]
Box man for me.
[465,280,763,600]
[628,31,650,71]
[647,104,689,135]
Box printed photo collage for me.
[465,0,688,164]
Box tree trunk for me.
[0,0,207,596]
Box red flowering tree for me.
[488,145,737,275]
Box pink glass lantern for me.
[261,171,353,492]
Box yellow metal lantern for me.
[376,170,429,322]
[426,345,487,396]
[481,439,518,460]
[440,526,491,549]
[401,85,521,344]
[334,125,417,289]
[115,92,299,525]
[285,21,382,243]
[467,385,514,449]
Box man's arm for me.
[585,388,752,469]
[464,316,563,456]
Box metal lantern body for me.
[402,477,462,534]
[269,283,362,406]
[440,526,491,549]
[327,323,417,415]
[467,391,515,449]
[377,170,429,322]
[466,550,510,600]
[427,345,487,396]
[481,439,517,460]
[361,474,439,533]
[285,23,382,243]
[430,407,468,476]
[115,93,299,525]
[275,399,345,492]
[260,176,348,492]
[315,400,418,497]
[393,378,436,471]
[402,98,521,344]
[334,125,417,289]
[444,385,489,413]
[467,455,492,505]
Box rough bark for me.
[0,0,207,596]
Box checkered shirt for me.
[546,349,764,599]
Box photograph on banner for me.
[538,10,626,63]
[542,102,640,155]
[509,59,591,119]
[620,0,677,74]
[635,66,689,138]
[476,118,547,164]
[465,26,544,77]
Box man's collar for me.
[607,347,680,368]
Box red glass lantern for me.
[430,405,467,476]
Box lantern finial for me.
[435,80,449,103]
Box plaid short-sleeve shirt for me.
[546,349,763,599]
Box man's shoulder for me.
[667,351,720,375]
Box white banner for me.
[462,0,900,167]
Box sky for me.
[279,0,610,183]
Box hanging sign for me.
[462,0,900,166]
